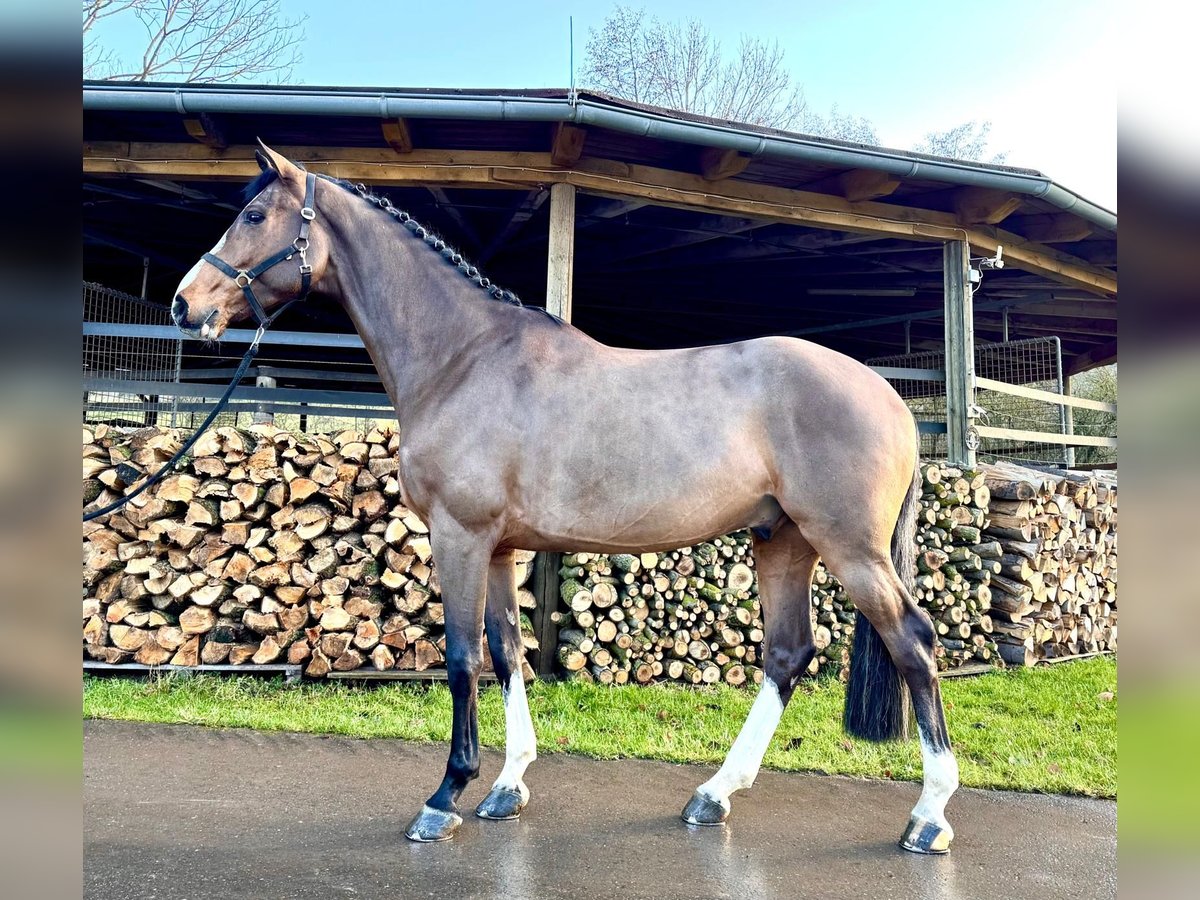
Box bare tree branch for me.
[582,6,876,140]
[914,120,1009,164]
[83,0,305,84]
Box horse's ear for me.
[255,139,304,185]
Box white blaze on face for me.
[174,229,230,299]
[491,670,536,801]
[697,677,784,809]
[911,730,959,833]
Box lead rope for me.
[84,173,318,523]
[83,334,265,522]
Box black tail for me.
[843,444,920,742]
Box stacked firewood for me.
[980,461,1118,666]
[552,534,775,687]
[910,463,1001,669]
[82,424,538,677]
[553,462,1007,683]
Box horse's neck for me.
[324,208,502,422]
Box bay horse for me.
[171,143,959,854]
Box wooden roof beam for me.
[1011,213,1095,244]
[954,187,1023,225]
[81,141,1116,296]
[837,168,902,202]
[550,123,587,167]
[1067,340,1118,374]
[478,188,550,264]
[698,147,752,181]
[425,187,483,250]
[182,113,226,150]
[381,119,413,154]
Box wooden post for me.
[253,375,275,425]
[545,182,575,320]
[943,240,976,467]
[1062,373,1076,469]
[532,181,577,675]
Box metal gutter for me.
[82,83,1117,232]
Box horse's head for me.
[172,143,330,339]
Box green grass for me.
[83,656,1116,797]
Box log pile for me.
[82,424,538,677]
[552,534,774,687]
[909,463,1001,670]
[979,461,1118,666]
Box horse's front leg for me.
[404,520,492,843]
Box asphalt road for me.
[84,721,1115,900]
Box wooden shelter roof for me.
[83,83,1116,374]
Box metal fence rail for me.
[867,337,1103,467]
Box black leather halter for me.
[201,170,318,332]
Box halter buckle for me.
[235,271,254,287]
[292,237,310,252]
[299,264,313,276]
[300,207,316,221]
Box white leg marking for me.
[697,678,785,810]
[911,730,959,834]
[491,671,536,802]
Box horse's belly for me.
[507,455,783,553]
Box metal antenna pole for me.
[569,16,576,103]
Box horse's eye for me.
[244,210,265,225]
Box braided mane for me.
[326,177,551,314]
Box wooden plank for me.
[607,215,763,261]
[699,147,751,181]
[1011,213,1094,244]
[869,366,946,382]
[83,141,1117,296]
[837,168,901,202]
[954,187,1023,225]
[327,669,498,682]
[975,376,1117,413]
[426,186,483,249]
[83,661,302,683]
[381,119,413,154]
[477,188,549,264]
[943,240,976,467]
[1005,299,1117,320]
[1066,339,1118,375]
[974,425,1117,448]
[550,123,587,167]
[182,114,225,150]
[545,182,575,321]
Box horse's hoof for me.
[681,791,729,826]
[475,786,526,820]
[404,804,462,843]
[899,816,953,855]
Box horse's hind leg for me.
[682,521,818,825]
[825,549,959,854]
[476,549,537,821]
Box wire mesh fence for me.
[870,337,1079,467]
[82,281,183,428]
[83,282,397,435]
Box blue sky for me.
[90,0,1118,208]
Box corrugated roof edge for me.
[82,82,1116,233]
